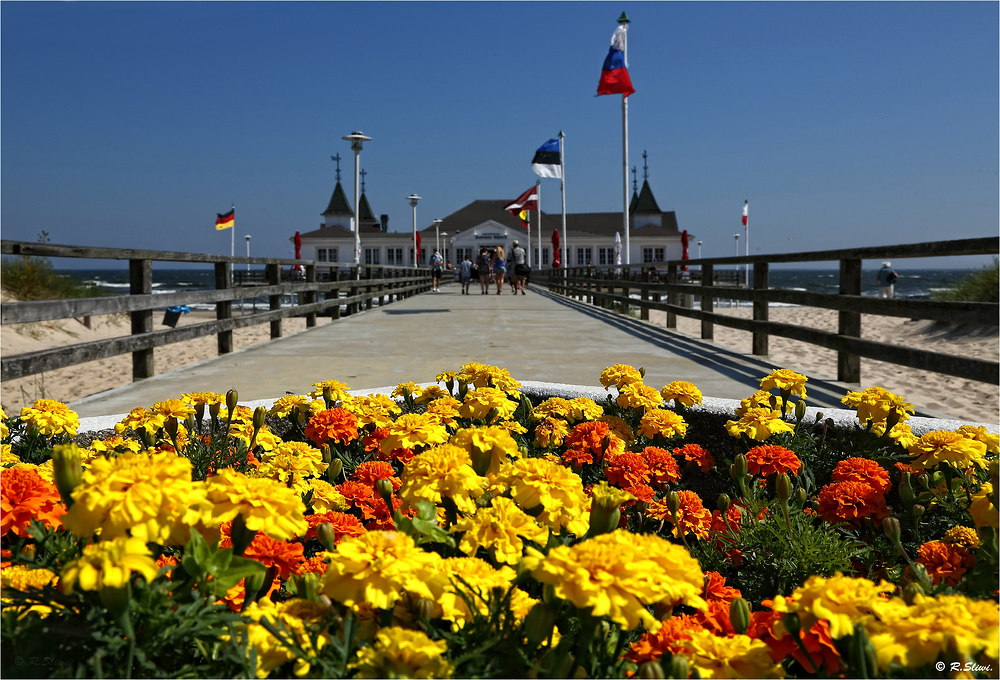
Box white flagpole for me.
[560,131,567,272]
[230,203,235,259]
[526,208,531,268]
[535,180,541,270]
[744,199,749,284]
[621,24,630,267]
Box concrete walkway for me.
[69,282,867,418]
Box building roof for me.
[322,181,353,216]
[632,179,662,214]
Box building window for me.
[576,247,592,266]
[533,248,551,266]
[364,248,380,265]
[386,248,403,265]
[642,247,665,264]
[410,248,426,265]
[455,247,472,264]
[317,248,337,263]
[598,247,618,266]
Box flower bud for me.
[847,623,877,678]
[242,570,267,608]
[194,401,206,422]
[990,461,1000,492]
[51,443,83,508]
[882,517,902,545]
[781,612,801,640]
[898,472,915,509]
[902,581,924,606]
[209,401,222,420]
[717,493,731,514]
[795,399,807,422]
[98,584,132,626]
[321,444,332,464]
[912,504,925,520]
[637,661,665,679]
[730,454,747,481]
[316,522,337,552]
[729,597,751,634]
[413,597,436,621]
[668,655,689,680]
[375,478,395,510]
[327,457,343,482]
[885,406,901,433]
[523,601,557,648]
[775,473,792,502]
[638,367,646,378]
[794,487,807,508]
[485,407,499,424]
[230,512,257,557]
[163,416,178,439]
[666,491,681,516]
[253,406,266,431]
[588,499,620,537]
[226,388,239,414]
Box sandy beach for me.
[2,300,997,424]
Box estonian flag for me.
[504,185,538,228]
[597,24,635,97]
[215,208,235,230]
[532,138,562,179]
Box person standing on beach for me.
[476,248,492,295]
[429,250,444,293]
[876,261,898,298]
[459,253,473,294]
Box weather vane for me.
[330,153,342,181]
[642,150,649,181]
[360,168,367,194]
[631,166,638,193]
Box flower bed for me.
[1,363,997,678]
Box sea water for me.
[58,267,979,311]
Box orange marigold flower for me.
[220,521,305,579]
[749,601,842,675]
[305,511,368,543]
[656,489,711,540]
[352,461,401,490]
[640,446,682,485]
[605,452,650,488]
[562,421,624,468]
[620,483,656,506]
[625,615,705,664]
[220,576,281,613]
[363,426,389,453]
[304,408,360,447]
[894,462,914,475]
[334,480,378,519]
[692,599,736,636]
[155,554,179,572]
[673,443,715,473]
[1,467,66,537]
[297,555,329,575]
[816,481,890,527]
[831,457,891,494]
[703,571,742,603]
[916,540,975,587]
[744,444,801,477]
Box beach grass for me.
[932,259,999,303]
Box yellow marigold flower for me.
[423,395,462,427]
[591,480,636,510]
[60,536,159,593]
[460,386,519,422]
[20,399,80,437]
[398,443,485,515]
[453,496,549,565]
[436,370,458,385]
[116,407,165,435]
[661,381,704,408]
[725,407,794,441]
[182,391,225,407]
[568,397,605,422]
[1,407,9,440]
[942,525,982,550]
[679,629,785,678]
[956,424,1000,455]
[268,394,316,421]
[233,598,330,679]
[639,408,688,440]
[203,468,307,541]
[841,386,914,425]
[970,482,998,529]
[497,458,590,535]
[11,460,54,483]
[392,381,424,400]
[256,441,326,494]
[770,572,895,639]
[349,626,453,679]
[150,399,195,420]
[531,397,573,422]
[414,384,450,405]
[870,419,919,449]
[760,368,808,400]
[308,379,352,401]
[499,420,527,436]
[616,382,664,411]
[435,556,518,626]
[525,530,706,631]
[88,435,142,455]
[307,478,348,512]
[457,362,521,394]
[534,417,570,449]
[63,450,211,545]
[868,593,999,671]
[734,389,790,417]
[380,413,449,455]
[449,425,520,476]
[318,531,445,610]
[908,430,988,471]
[1,444,20,467]
[1,565,59,618]
[600,363,644,390]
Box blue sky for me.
[2,1,997,269]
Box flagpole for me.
[535,180,541,270]
[744,199,749,285]
[560,131,567,273]
[230,203,235,260]
[620,17,631,267]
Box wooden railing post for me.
[331,267,341,320]
[365,266,374,311]
[378,266,386,307]
[752,262,769,355]
[129,258,153,380]
[305,264,317,326]
[621,267,630,316]
[214,262,233,355]
[701,264,714,340]
[348,266,359,315]
[640,268,650,320]
[666,263,678,329]
[267,264,281,339]
[838,258,862,382]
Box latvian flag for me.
[597,24,635,97]
[504,185,538,228]
[532,138,562,179]
[215,208,235,230]
[742,200,748,226]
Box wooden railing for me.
[534,237,999,385]
[0,241,431,382]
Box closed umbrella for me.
[551,229,561,269]
[681,229,689,271]
[614,232,622,266]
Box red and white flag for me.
[742,200,748,226]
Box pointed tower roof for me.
[322,181,353,216]
[358,191,377,224]
[629,188,639,214]
[630,179,662,215]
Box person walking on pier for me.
[459,253,473,294]
[509,240,528,295]
[492,245,507,294]
[430,250,444,292]
[876,261,898,298]
[476,248,492,295]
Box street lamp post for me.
[407,194,421,266]
[733,234,741,287]
[245,235,251,271]
[343,131,371,270]
[441,232,448,264]
[697,240,703,260]
[433,219,443,254]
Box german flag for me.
[215,208,234,230]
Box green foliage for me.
[931,259,999,303]
[1,232,110,302]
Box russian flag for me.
[597,24,635,97]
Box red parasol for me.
[551,229,561,269]
[415,231,422,263]
[294,231,302,259]
[681,229,689,271]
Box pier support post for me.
[214,262,233,356]
[129,258,154,380]
[640,268,650,321]
[752,262,769,355]
[666,263,678,329]
[267,264,281,339]
[701,264,714,340]
[305,264,317,327]
[838,258,862,382]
